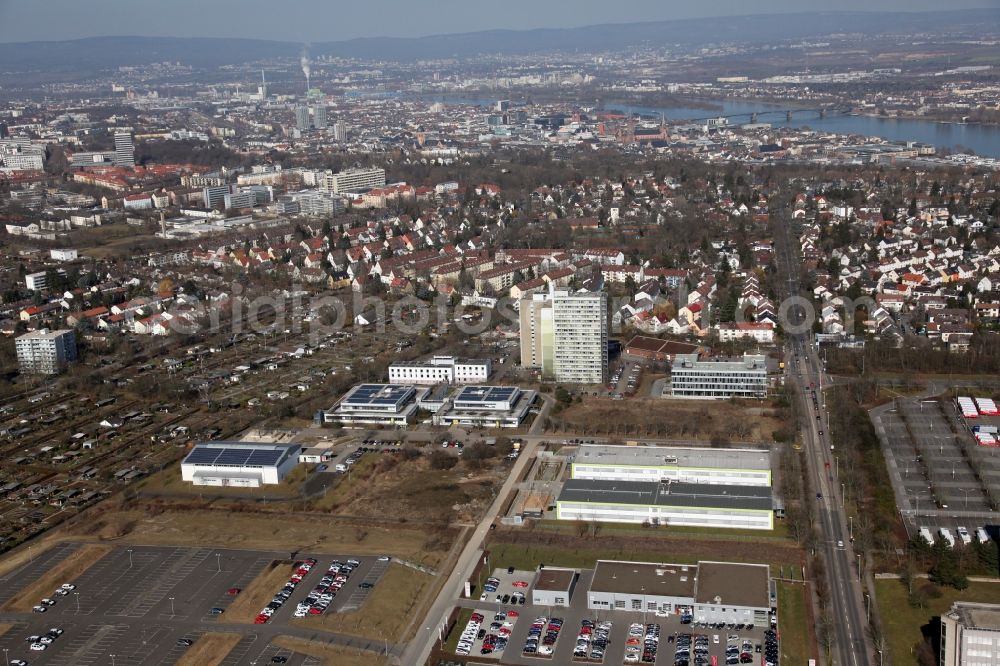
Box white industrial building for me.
[388,356,491,385]
[180,441,301,487]
[433,385,537,428]
[670,353,769,399]
[587,560,771,625]
[571,445,772,487]
[556,479,774,530]
[317,383,420,427]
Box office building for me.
[291,190,346,216]
[433,385,537,429]
[388,355,491,385]
[941,602,1000,666]
[0,123,8,139]
[333,120,347,141]
[16,329,78,375]
[670,353,769,399]
[295,106,311,131]
[556,478,774,530]
[114,131,135,168]
[223,190,255,210]
[202,184,233,210]
[571,445,772,487]
[323,167,386,194]
[181,441,301,487]
[317,383,420,427]
[24,271,49,291]
[519,288,608,384]
[587,560,771,625]
[312,105,327,129]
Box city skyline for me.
[0,0,995,43]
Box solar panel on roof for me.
[247,451,282,466]
[184,448,221,464]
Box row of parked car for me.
[723,634,756,665]
[572,618,611,661]
[293,558,360,618]
[624,622,660,664]
[455,611,486,656]
[674,632,707,666]
[253,558,317,625]
[22,626,64,656]
[31,582,75,614]
[523,616,562,656]
[479,610,516,655]
[763,629,780,666]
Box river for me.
[417,94,1000,158]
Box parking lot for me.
[454,568,775,666]
[876,396,998,538]
[0,543,386,665]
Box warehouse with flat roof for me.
[180,441,301,487]
[571,444,771,487]
[587,559,770,624]
[556,478,774,530]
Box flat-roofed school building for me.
[180,441,301,487]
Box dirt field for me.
[67,507,452,567]
[174,632,242,666]
[272,636,388,666]
[221,560,296,623]
[311,453,499,526]
[550,396,783,441]
[3,543,112,612]
[291,563,432,642]
[0,623,12,637]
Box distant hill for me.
[0,9,996,72]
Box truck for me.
[977,528,991,543]
[939,527,956,548]
[919,527,934,545]
[957,526,973,546]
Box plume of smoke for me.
[300,45,311,90]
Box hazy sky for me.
[0,0,995,43]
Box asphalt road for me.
[778,212,871,666]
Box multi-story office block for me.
[519,288,607,384]
[670,353,768,399]
[16,329,78,375]
[323,167,386,194]
[114,131,135,168]
[941,602,1000,666]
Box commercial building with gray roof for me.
[571,444,772,487]
[556,478,774,530]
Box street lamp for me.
[4,647,9,666]
[127,549,133,569]
[216,552,221,573]
[169,596,175,617]
[864,593,871,623]
[110,654,116,666]
[74,591,80,613]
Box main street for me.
[777,211,873,666]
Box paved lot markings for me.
[45,623,128,666]
[338,559,389,612]
[0,542,79,604]
[217,632,259,666]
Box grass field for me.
[443,608,474,654]
[876,578,1000,665]
[2,543,112,612]
[271,636,388,666]
[777,582,815,665]
[73,508,451,567]
[0,623,12,637]
[174,632,242,666]
[291,563,432,642]
[487,535,804,574]
[224,560,295,623]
